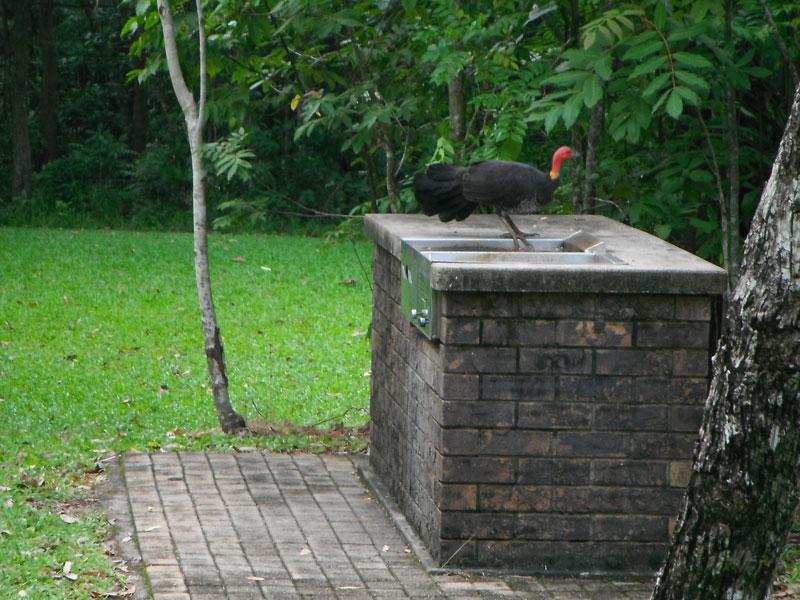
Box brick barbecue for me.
[365,214,726,575]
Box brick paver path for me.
[106,452,653,599]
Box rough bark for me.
[38,0,58,164]
[381,124,400,213]
[651,80,800,600]
[158,0,246,435]
[10,0,32,196]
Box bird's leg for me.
[498,212,533,250]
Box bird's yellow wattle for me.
[549,170,559,180]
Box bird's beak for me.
[572,151,581,160]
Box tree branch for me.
[157,0,197,125]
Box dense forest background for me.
[1,0,798,281]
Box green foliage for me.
[0,227,372,594]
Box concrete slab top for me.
[364,214,727,295]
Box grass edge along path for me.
[0,227,372,598]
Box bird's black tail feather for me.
[413,164,476,222]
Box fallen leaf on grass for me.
[59,514,79,524]
[232,255,246,262]
[63,561,78,581]
[142,526,160,532]
[245,576,265,581]
[342,278,356,286]
[91,586,136,598]
[18,469,44,488]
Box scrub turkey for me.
[413,146,579,248]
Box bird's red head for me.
[550,146,579,180]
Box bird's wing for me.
[461,160,554,210]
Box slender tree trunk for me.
[724,0,742,283]
[158,0,245,434]
[448,70,466,163]
[38,0,58,164]
[381,124,400,213]
[757,0,799,86]
[10,0,32,196]
[651,80,800,600]
[581,100,603,213]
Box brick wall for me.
[369,245,718,574]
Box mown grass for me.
[0,227,373,597]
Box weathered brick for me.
[555,432,627,457]
[559,376,634,403]
[438,373,480,401]
[517,514,591,541]
[595,295,674,320]
[479,485,551,512]
[517,402,591,429]
[592,515,668,542]
[479,430,552,456]
[637,377,708,404]
[441,346,516,373]
[482,319,556,346]
[556,320,632,347]
[440,456,514,483]
[434,483,477,510]
[553,487,624,513]
[592,460,668,487]
[594,405,668,431]
[553,486,684,515]
[629,433,698,459]
[519,348,592,374]
[669,461,693,487]
[437,401,515,428]
[519,294,595,318]
[673,350,709,376]
[441,512,515,539]
[595,349,672,376]
[442,292,517,317]
[481,374,555,401]
[439,317,481,345]
[439,429,480,455]
[637,322,710,349]
[517,459,591,485]
[671,405,704,432]
[674,296,712,321]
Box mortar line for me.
[320,456,429,599]
[173,452,226,598]
[202,452,266,600]
[257,452,339,597]
[290,454,374,598]
[146,453,191,597]
[233,452,300,596]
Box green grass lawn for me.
[0,227,373,597]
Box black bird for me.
[413,146,579,248]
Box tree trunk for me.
[10,0,32,196]
[581,100,603,213]
[724,0,742,285]
[448,70,466,163]
[158,0,245,435]
[381,123,399,213]
[38,0,58,164]
[651,80,800,600]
